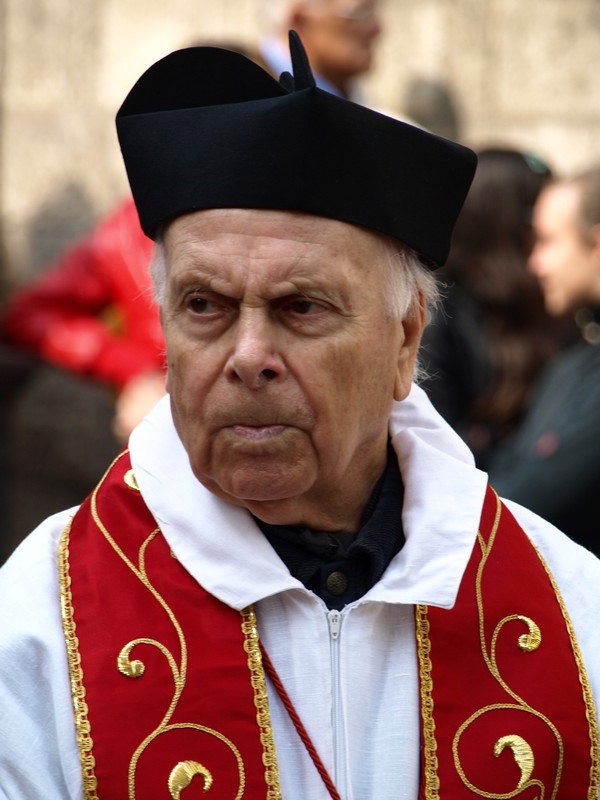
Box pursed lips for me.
[206,403,315,438]
[210,405,312,431]
[230,424,288,441]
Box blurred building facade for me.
[2,0,600,285]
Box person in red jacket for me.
[1,197,166,441]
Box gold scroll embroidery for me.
[454,492,561,798]
[493,735,534,788]
[61,451,281,799]
[168,761,213,798]
[534,547,600,799]
[124,469,140,492]
[416,489,600,799]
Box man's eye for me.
[287,298,325,315]
[188,296,219,315]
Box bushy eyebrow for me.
[167,261,352,308]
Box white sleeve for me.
[0,510,83,800]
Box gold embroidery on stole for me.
[59,451,282,799]
[534,548,600,799]
[59,519,99,800]
[416,603,439,799]
[241,607,282,800]
[168,761,213,797]
[415,490,600,799]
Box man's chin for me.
[221,479,308,505]
[196,467,314,512]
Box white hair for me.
[380,243,439,322]
[378,243,439,383]
[150,232,439,382]
[150,242,167,306]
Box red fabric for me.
[65,452,275,798]
[419,486,596,798]
[1,198,162,389]
[65,457,597,797]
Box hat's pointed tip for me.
[287,30,316,91]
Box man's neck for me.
[245,439,392,533]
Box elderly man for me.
[489,166,600,555]
[1,35,599,800]
[260,0,381,98]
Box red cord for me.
[260,642,343,800]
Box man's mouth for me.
[230,424,288,441]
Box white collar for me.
[129,385,487,611]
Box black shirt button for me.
[326,571,348,596]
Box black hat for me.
[116,32,476,267]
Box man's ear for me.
[393,295,426,402]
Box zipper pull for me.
[328,609,341,640]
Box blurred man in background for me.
[260,0,381,98]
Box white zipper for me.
[328,608,341,641]
[327,608,346,797]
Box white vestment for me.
[1,385,599,799]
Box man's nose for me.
[225,309,285,389]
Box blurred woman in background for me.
[420,146,568,468]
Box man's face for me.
[293,0,381,90]
[529,183,600,316]
[160,209,423,531]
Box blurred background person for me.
[2,14,379,449]
[0,40,268,562]
[488,166,600,555]
[0,21,384,563]
[0,41,268,446]
[402,76,462,141]
[1,193,163,445]
[0,235,36,558]
[259,0,382,99]
[420,146,562,469]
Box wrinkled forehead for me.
[159,208,398,299]
[163,207,397,258]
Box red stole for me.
[59,450,280,799]
[416,486,599,798]
[60,452,599,798]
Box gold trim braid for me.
[241,606,282,800]
[415,603,440,800]
[59,519,99,800]
[532,544,600,799]
[59,451,282,799]
[416,489,600,798]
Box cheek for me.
[164,346,189,399]
[311,338,398,423]
[560,256,587,294]
[165,341,213,424]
